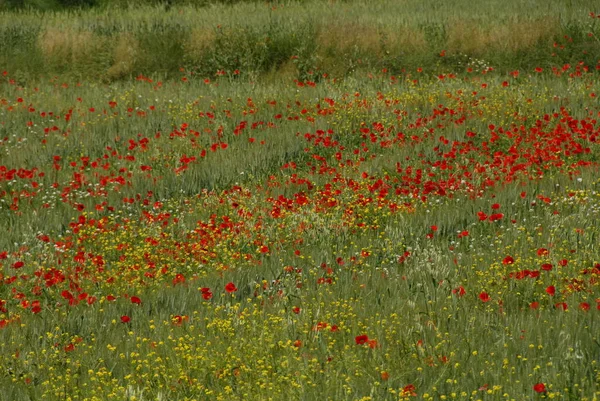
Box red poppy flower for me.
[502,256,514,265]
[479,292,491,303]
[12,261,24,269]
[355,335,369,345]
[491,203,500,210]
[120,315,131,323]
[172,273,185,285]
[452,286,466,297]
[558,259,568,266]
[31,300,41,314]
[225,282,238,293]
[200,287,213,299]
[579,302,590,311]
[489,213,504,222]
[545,286,556,296]
[533,383,546,393]
[172,315,188,326]
[292,307,301,314]
[537,248,549,257]
[530,301,540,309]
[555,302,568,311]
[541,263,553,271]
[402,384,417,396]
[313,322,328,332]
[130,296,141,305]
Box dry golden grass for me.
[446,17,559,55]
[494,18,560,52]
[107,33,139,80]
[184,27,216,65]
[315,23,381,75]
[381,26,428,55]
[317,23,382,56]
[315,22,427,75]
[270,58,299,81]
[38,28,104,70]
[446,21,490,56]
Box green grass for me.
[0,0,599,81]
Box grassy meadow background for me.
[1,0,600,400]
[1,0,599,81]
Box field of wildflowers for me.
[1,2,600,401]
